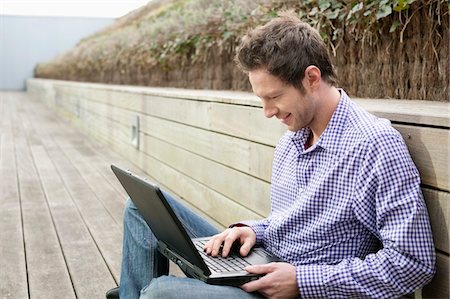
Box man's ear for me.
[303,65,321,90]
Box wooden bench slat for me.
[28,79,450,128]
[395,125,449,192]
[354,98,450,128]
[423,188,449,254]
[69,109,272,218]
[78,97,274,182]
[54,86,449,194]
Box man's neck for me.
[308,86,341,145]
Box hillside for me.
[34,0,449,101]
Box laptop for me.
[111,164,280,286]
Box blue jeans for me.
[119,192,263,299]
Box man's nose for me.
[262,101,277,118]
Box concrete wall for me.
[0,15,113,90]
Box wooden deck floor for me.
[0,91,156,298]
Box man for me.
[107,11,435,299]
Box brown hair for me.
[235,11,337,89]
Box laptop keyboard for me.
[194,240,251,273]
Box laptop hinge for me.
[157,241,210,281]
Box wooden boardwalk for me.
[0,91,146,298]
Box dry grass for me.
[35,0,449,101]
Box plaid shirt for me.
[244,90,435,298]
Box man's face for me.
[249,69,316,132]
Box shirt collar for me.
[288,89,349,154]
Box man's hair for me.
[235,11,337,89]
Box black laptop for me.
[111,164,280,286]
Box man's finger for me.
[245,263,275,274]
[239,240,253,257]
[221,233,238,257]
[240,276,264,293]
[211,237,225,256]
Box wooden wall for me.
[27,78,449,298]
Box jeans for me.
[119,191,263,299]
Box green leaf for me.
[351,2,364,14]
[222,31,233,40]
[389,20,400,32]
[309,7,319,17]
[393,0,408,12]
[327,9,339,20]
[376,4,392,19]
[318,0,331,12]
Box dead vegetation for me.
[34,0,449,101]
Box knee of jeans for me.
[125,197,137,209]
[124,197,139,218]
[123,198,143,232]
[140,276,180,299]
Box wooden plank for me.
[133,148,265,228]
[0,94,28,299]
[394,124,449,191]
[69,107,272,218]
[140,114,262,178]
[74,109,272,218]
[26,80,56,108]
[423,188,449,254]
[80,98,276,184]
[55,142,126,226]
[15,134,76,298]
[20,97,116,298]
[24,91,124,286]
[38,141,123,285]
[82,126,264,228]
[44,88,446,230]
[140,134,271,217]
[75,98,275,182]
[209,102,285,146]
[142,94,211,129]
[28,79,450,128]
[38,97,228,229]
[354,98,450,128]
[423,252,449,299]
[34,84,450,192]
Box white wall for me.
[0,15,114,90]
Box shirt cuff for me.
[297,264,329,299]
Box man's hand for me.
[203,226,256,257]
[241,262,299,299]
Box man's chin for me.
[286,124,302,132]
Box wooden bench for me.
[27,78,449,298]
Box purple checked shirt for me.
[243,90,435,298]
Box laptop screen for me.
[111,165,210,274]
